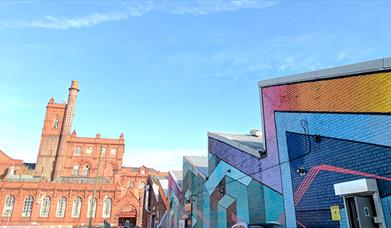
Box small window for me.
[82,165,90,176]
[72,165,79,176]
[22,196,33,217]
[74,146,81,156]
[101,147,106,156]
[56,196,67,217]
[2,195,15,217]
[110,148,117,156]
[128,181,134,189]
[53,118,59,129]
[86,146,93,154]
[40,196,51,217]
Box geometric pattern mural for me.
[260,69,391,227]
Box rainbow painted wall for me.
[259,59,391,227]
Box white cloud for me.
[0,0,278,30]
[123,148,206,171]
[1,12,129,30]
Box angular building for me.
[0,81,166,227]
[142,174,169,228]
[167,58,391,228]
[167,170,184,228]
[258,58,391,228]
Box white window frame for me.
[74,146,81,156]
[2,195,15,217]
[110,148,117,156]
[86,146,93,154]
[101,147,106,156]
[102,196,112,218]
[56,196,67,217]
[72,165,79,176]
[87,196,97,218]
[39,196,51,217]
[82,165,90,176]
[53,118,59,129]
[71,197,82,218]
[22,196,33,217]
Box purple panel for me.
[208,137,281,192]
[169,173,184,202]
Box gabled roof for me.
[169,170,183,188]
[149,175,169,208]
[183,156,208,178]
[208,132,264,158]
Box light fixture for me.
[297,167,306,176]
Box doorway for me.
[118,217,137,228]
[345,195,378,228]
[334,179,386,228]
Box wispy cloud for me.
[158,32,378,82]
[0,0,278,30]
[0,12,130,30]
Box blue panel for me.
[275,112,391,227]
[219,194,235,209]
[217,204,227,228]
[225,176,250,223]
[204,161,252,196]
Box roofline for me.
[182,156,208,179]
[258,57,391,88]
[208,132,263,158]
[168,171,183,192]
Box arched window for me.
[40,196,51,217]
[87,196,97,218]
[2,195,15,217]
[53,118,59,129]
[128,181,134,189]
[82,165,90,176]
[22,196,33,217]
[56,196,67,217]
[102,196,112,218]
[139,181,145,189]
[71,197,82,218]
[72,165,79,176]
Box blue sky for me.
[0,0,390,171]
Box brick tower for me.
[35,80,79,180]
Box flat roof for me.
[258,57,391,88]
[208,132,264,158]
[183,156,208,178]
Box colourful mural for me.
[167,170,185,228]
[169,60,391,228]
[208,138,284,227]
[259,68,391,227]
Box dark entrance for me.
[118,217,137,228]
[346,196,378,228]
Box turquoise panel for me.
[217,204,227,228]
[204,160,252,196]
[264,185,284,223]
[226,176,250,223]
[219,194,235,209]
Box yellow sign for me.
[330,205,341,221]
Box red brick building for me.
[0,81,166,227]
